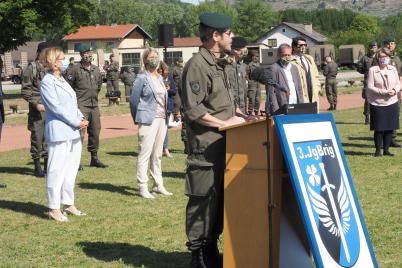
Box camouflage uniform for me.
[323,61,338,110]
[246,61,261,114]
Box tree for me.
[233,0,279,42]
[0,0,93,53]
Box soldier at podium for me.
[181,12,250,268]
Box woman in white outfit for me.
[130,48,172,198]
[40,47,89,221]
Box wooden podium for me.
[221,118,310,268]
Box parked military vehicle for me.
[338,44,365,67]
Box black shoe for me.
[364,116,369,125]
[374,150,382,157]
[78,165,84,171]
[333,104,337,110]
[43,158,48,174]
[205,241,223,268]
[390,141,402,148]
[384,151,394,156]
[327,105,333,111]
[0,183,7,188]
[190,248,208,268]
[90,152,108,168]
[34,159,45,177]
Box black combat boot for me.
[333,104,337,110]
[365,115,369,125]
[33,159,44,177]
[190,248,208,268]
[43,158,48,174]
[90,152,108,168]
[204,241,223,268]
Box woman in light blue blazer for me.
[40,47,89,222]
[130,48,172,198]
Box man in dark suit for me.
[267,43,304,114]
[0,77,6,188]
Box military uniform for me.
[226,60,247,113]
[65,61,106,166]
[120,68,136,101]
[246,60,261,114]
[21,60,48,176]
[172,61,184,115]
[357,51,376,123]
[106,61,120,94]
[323,61,338,110]
[182,45,235,257]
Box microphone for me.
[250,67,287,92]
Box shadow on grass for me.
[335,121,362,125]
[0,166,34,176]
[343,150,373,156]
[163,171,185,180]
[342,142,373,148]
[168,149,185,154]
[78,183,136,196]
[348,136,372,141]
[106,151,138,157]
[78,241,189,268]
[0,200,48,219]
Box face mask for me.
[145,58,160,69]
[280,56,292,65]
[379,57,390,65]
[82,54,93,63]
[61,58,70,72]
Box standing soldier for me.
[181,12,247,267]
[65,44,108,168]
[106,53,120,105]
[357,41,377,124]
[226,36,248,114]
[246,52,261,115]
[323,55,338,110]
[21,42,51,177]
[120,66,136,102]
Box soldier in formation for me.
[323,55,338,110]
[65,44,108,168]
[120,66,136,102]
[246,52,261,115]
[105,53,121,105]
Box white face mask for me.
[61,58,70,72]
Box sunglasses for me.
[297,44,307,47]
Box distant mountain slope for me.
[264,0,402,17]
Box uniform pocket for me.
[185,157,214,197]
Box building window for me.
[267,39,277,47]
[282,28,286,32]
[90,41,97,50]
[74,43,82,52]
[163,51,183,66]
[122,53,141,73]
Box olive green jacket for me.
[226,60,247,113]
[21,61,46,109]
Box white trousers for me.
[47,138,82,209]
[137,118,167,187]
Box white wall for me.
[258,26,318,48]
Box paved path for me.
[0,92,364,152]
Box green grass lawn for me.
[0,109,401,267]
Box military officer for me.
[65,44,108,168]
[246,52,261,115]
[120,66,136,102]
[181,12,248,267]
[106,53,120,105]
[21,42,51,177]
[357,41,378,124]
[323,55,338,110]
[226,36,249,114]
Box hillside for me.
[264,0,402,17]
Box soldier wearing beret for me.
[65,44,108,168]
[21,42,52,177]
[357,41,378,124]
[181,12,249,267]
[372,37,402,147]
[225,36,249,114]
[246,52,261,115]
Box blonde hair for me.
[142,47,159,70]
[39,47,63,71]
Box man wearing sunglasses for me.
[291,36,321,108]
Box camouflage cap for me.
[199,12,232,29]
[79,43,93,53]
[383,37,396,44]
[368,41,377,48]
[232,37,248,49]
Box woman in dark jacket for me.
[158,61,177,157]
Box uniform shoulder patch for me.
[190,80,201,94]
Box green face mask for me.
[146,58,160,69]
[280,56,292,65]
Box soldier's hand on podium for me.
[223,116,246,127]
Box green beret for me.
[79,44,93,53]
[383,37,395,44]
[368,41,377,48]
[199,12,232,29]
[232,37,248,49]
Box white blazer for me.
[40,73,83,142]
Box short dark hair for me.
[292,36,307,48]
[69,57,74,62]
[199,23,227,43]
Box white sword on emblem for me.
[318,162,351,263]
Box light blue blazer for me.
[40,73,83,142]
[130,72,168,125]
